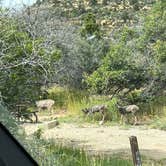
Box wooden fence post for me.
[129,136,142,166]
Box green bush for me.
[150,117,166,131]
[140,96,166,116]
[0,102,18,133]
[47,86,89,112]
[126,88,143,103]
[47,86,69,108]
[80,12,101,39]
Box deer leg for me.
[33,112,38,123]
[51,106,54,114]
[102,112,105,122]
[124,115,128,124]
[86,111,91,121]
[120,114,124,125]
[99,112,105,125]
[126,115,129,124]
[49,107,51,115]
[87,111,91,116]
[49,107,53,115]
[134,115,138,125]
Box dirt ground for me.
[23,120,166,160]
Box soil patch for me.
[23,122,166,160]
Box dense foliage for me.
[0,1,165,165]
[0,11,61,110]
[81,12,101,38]
[85,0,166,101]
[0,0,165,113]
[0,101,17,132]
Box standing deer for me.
[36,99,55,114]
[117,104,139,125]
[81,105,108,125]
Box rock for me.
[41,120,59,130]
[47,120,59,129]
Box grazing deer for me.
[36,99,55,114]
[81,105,108,125]
[117,104,139,125]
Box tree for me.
[0,10,61,110]
[102,0,108,5]
[85,0,166,98]
[89,0,97,6]
[80,13,101,39]
[140,0,166,95]
[85,42,147,95]
[77,0,86,15]
[53,34,109,88]
[0,101,17,133]
[129,0,140,10]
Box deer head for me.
[81,108,89,114]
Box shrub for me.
[0,101,18,133]
[126,88,143,103]
[47,86,69,108]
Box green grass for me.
[141,156,166,166]
[24,137,133,166]
[45,86,166,129]
[46,86,120,122]
[21,135,166,166]
[47,86,89,111]
[44,146,132,166]
[140,96,166,116]
[149,116,166,131]
[58,114,84,124]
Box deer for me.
[81,105,108,125]
[116,104,139,125]
[36,99,55,114]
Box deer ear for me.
[82,108,88,113]
[81,109,85,112]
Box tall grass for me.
[140,96,166,116]
[0,102,18,133]
[21,135,166,166]
[47,86,69,109]
[47,86,166,125]
[47,86,89,110]
[47,85,119,121]
[23,136,133,166]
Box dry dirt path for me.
[23,123,166,160]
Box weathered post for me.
[129,136,142,166]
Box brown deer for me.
[81,105,108,125]
[117,104,139,125]
[36,99,55,114]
